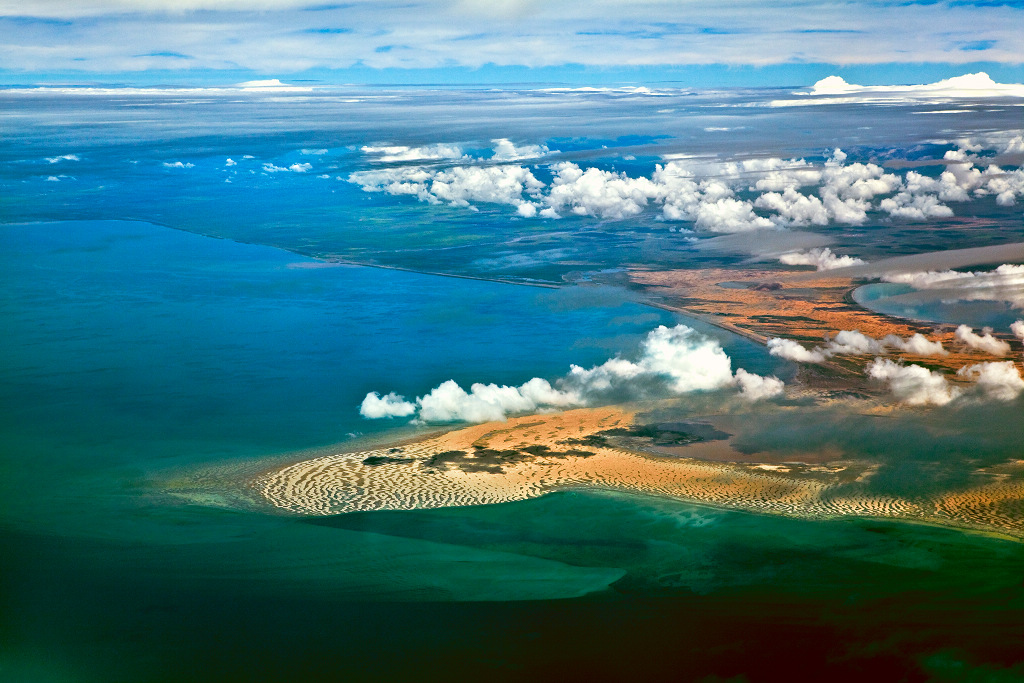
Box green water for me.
[4,491,1023,681]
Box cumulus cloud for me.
[878,192,953,220]
[1011,319,1024,342]
[768,337,828,364]
[768,330,947,363]
[263,161,312,173]
[544,162,660,220]
[755,188,828,227]
[565,324,737,395]
[734,367,785,401]
[416,378,580,423]
[957,362,1024,401]
[955,325,1011,356]
[163,161,194,168]
[778,247,865,270]
[694,197,775,232]
[886,333,948,356]
[867,359,961,406]
[46,154,79,163]
[349,164,543,214]
[349,140,1022,232]
[490,138,551,161]
[361,325,783,423]
[359,391,417,418]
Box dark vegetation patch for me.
[363,455,417,466]
[424,450,470,469]
[564,422,732,451]
[421,444,596,474]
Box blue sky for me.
[1,0,1022,86]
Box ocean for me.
[2,86,1023,682]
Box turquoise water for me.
[854,282,1021,330]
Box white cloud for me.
[733,368,785,401]
[300,148,328,155]
[885,333,948,356]
[1011,319,1024,342]
[867,358,961,406]
[878,192,953,221]
[767,338,828,364]
[45,154,79,163]
[225,158,236,166]
[359,391,416,418]
[566,324,737,394]
[868,356,1023,406]
[348,142,1020,231]
[826,330,888,355]
[755,189,828,227]
[694,197,775,232]
[490,138,550,161]
[749,160,822,192]
[349,164,543,213]
[774,73,1024,106]
[957,362,1024,401]
[416,378,581,423]
[262,161,312,173]
[361,324,782,423]
[822,73,1024,99]
[163,161,194,168]
[768,330,947,363]
[544,162,660,220]
[822,152,902,201]
[883,264,1024,309]
[955,325,1011,356]
[360,144,467,163]
[430,165,545,210]
[778,247,864,270]
[236,79,311,92]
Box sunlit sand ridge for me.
[257,408,1024,538]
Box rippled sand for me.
[256,408,1024,538]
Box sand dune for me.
[256,408,1024,539]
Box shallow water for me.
[853,282,1021,330]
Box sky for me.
[1,0,1023,86]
